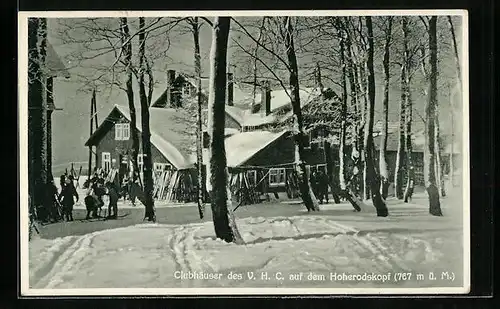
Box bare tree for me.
[424,16,443,216]
[207,17,244,243]
[137,17,156,221]
[447,16,461,187]
[282,16,320,212]
[28,17,48,217]
[379,16,393,199]
[185,17,206,219]
[364,16,389,217]
[230,16,320,211]
[402,17,415,203]
[447,16,462,90]
[120,18,142,184]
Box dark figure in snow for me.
[128,173,140,206]
[309,171,318,198]
[91,176,106,210]
[316,170,329,204]
[44,177,61,222]
[84,194,100,220]
[59,174,66,190]
[58,177,79,221]
[106,181,119,219]
[120,175,129,202]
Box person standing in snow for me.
[310,170,318,198]
[58,177,79,221]
[45,177,61,222]
[106,181,119,219]
[316,170,329,204]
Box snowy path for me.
[29,198,464,290]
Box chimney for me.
[226,73,234,106]
[260,80,271,116]
[166,69,176,107]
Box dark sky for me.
[46,16,464,171]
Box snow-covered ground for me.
[27,188,467,294]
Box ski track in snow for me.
[29,210,462,289]
[32,232,98,289]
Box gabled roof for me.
[224,130,290,167]
[191,130,290,168]
[225,87,322,128]
[85,105,196,169]
[151,72,256,108]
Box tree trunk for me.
[138,17,156,221]
[324,141,341,203]
[29,18,48,212]
[435,110,446,197]
[282,16,319,212]
[379,17,392,199]
[447,16,462,91]
[394,62,407,200]
[365,16,389,217]
[192,18,205,219]
[338,25,348,193]
[46,76,54,180]
[344,24,362,199]
[120,18,141,187]
[425,16,443,216]
[449,85,455,187]
[28,18,39,213]
[88,89,95,179]
[358,64,368,200]
[447,16,460,188]
[207,17,243,243]
[402,17,415,203]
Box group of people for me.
[39,174,79,223]
[84,170,122,220]
[310,169,330,204]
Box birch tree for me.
[186,17,206,219]
[447,16,461,187]
[231,17,320,211]
[423,16,443,216]
[282,16,320,212]
[207,17,244,243]
[379,16,393,199]
[137,17,156,221]
[364,16,389,217]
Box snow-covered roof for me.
[218,87,322,128]
[254,87,321,114]
[373,121,400,134]
[225,130,289,167]
[190,130,289,168]
[95,105,196,169]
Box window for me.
[154,162,170,173]
[183,84,192,96]
[246,170,257,186]
[304,131,312,149]
[316,164,327,174]
[310,129,325,149]
[102,152,111,172]
[115,123,130,140]
[269,168,286,186]
[137,154,144,173]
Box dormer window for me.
[115,123,130,140]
